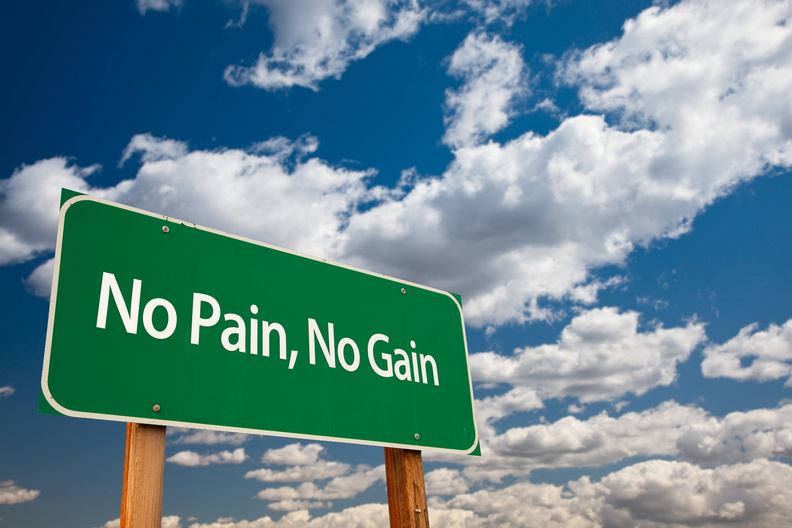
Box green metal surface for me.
[41,193,478,454]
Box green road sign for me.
[41,192,478,454]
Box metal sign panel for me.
[41,193,478,454]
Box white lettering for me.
[191,293,220,345]
[420,354,439,386]
[96,272,141,334]
[337,337,360,372]
[393,349,411,381]
[222,313,246,352]
[308,318,335,368]
[142,298,177,339]
[262,322,287,360]
[368,333,393,378]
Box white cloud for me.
[425,468,469,496]
[7,0,792,329]
[430,401,792,483]
[0,158,102,266]
[166,448,248,467]
[461,0,536,25]
[119,133,189,166]
[184,504,388,527]
[267,500,330,511]
[246,461,351,483]
[97,516,181,528]
[470,307,706,403]
[260,443,325,466]
[1,135,380,297]
[136,0,182,15]
[0,386,14,398]
[443,32,528,148]
[255,465,385,505]
[702,319,792,385]
[22,258,54,298]
[169,429,251,446]
[224,0,425,90]
[339,0,792,326]
[432,458,792,528]
[0,480,40,505]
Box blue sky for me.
[2,0,792,526]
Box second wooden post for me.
[384,447,430,528]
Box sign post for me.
[41,192,478,525]
[385,448,430,528]
[120,423,166,528]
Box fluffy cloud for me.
[471,307,706,403]
[245,444,384,511]
[6,0,792,326]
[425,468,470,496]
[433,458,792,528]
[339,0,792,325]
[0,158,102,265]
[430,401,792,483]
[443,32,528,148]
[255,465,385,509]
[183,504,389,527]
[0,480,40,505]
[1,135,379,297]
[135,0,182,16]
[246,461,351,483]
[96,516,181,528]
[169,429,251,446]
[260,443,325,466]
[0,386,14,398]
[166,448,248,467]
[702,319,792,385]
[224,0,425,90]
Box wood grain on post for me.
[120,423,167,528]
[384,447,430,528]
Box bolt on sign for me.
[40,191,478,454]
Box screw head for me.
[153,404,161,413]
[414,433,420,440]
[401,288,407,294]
[162,226,170,233]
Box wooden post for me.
[120,423,167,528]
[384,448,430,528]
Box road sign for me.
[41,192,478,454]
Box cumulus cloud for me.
[260,443,326,466]
[96,516,181,528]
[6,0,792,326]
[1,135,380,297]
[136,0,182,16]
[224,0,425,90]
[169,428,251,446]
[184,504,389,527]
[244,443,383,511]
[470,307,706,403]
[429,401,792,483]
[245,461,350,483]
[255,465,385,509]
[339,0,792,325]
[443,32,528,148]
[0,386,14,398]
[166,447,248,466]
[702,319,792,385]
[425,468,470,496]
[0,158,102,266]
[432,458,792,528]
[0,480,40,505]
